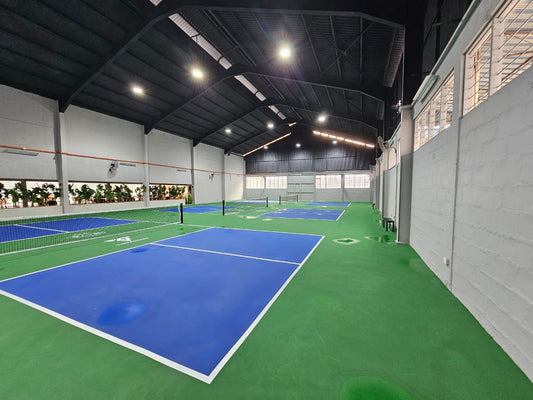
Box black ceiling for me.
[0,0,410,156]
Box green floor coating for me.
[0,202,532,399]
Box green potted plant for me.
[8,186,21,207]
[168,185,179,199]
[104,183,114,202]
[77,184,95,204]
[186,192,192,204]
[0,183,5,208]
[113,185,123,202]
[50,184,61,206]
[135,185,146,201]
[94,184,104,203]
[14,181,30,207]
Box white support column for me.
[143,134,150,207]
[54,109,70,214]
[190,142,196,205]
[222,154,226,201]
[397,105,414,244]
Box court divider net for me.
[222,197,269,216]
[0,204,184,255]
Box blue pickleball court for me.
[0,227,323,383]
[305,202,350,207]
[0,217,138,243]
[261,208,344,221]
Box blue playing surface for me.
[158,205,230,214]
[0,228,322,382]
[261,208,344,221]
[305,202,350,207]
[0,217,137,243]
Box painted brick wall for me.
[452,66,533,379]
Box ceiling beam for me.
[224,121,296,154]
[273,99,381,128]
[57,0,401,113]
[193,99,277,146]
[146,63,386,133]
[239,64,386,102]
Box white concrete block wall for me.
[408,0,533,380]
[0,85,243,215]
[244,171,371,202]
[64,106,145,183]
[382,166,397,219]
[193,143,224,204]
[148,129,192,185]
[0,84,57,180]
[411,129,457,284]
[224,154,245,201]
[452,66,533,380]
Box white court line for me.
[13,224,69,233]
[0,289,211,383]
[335,210,346,221]
[0,227,325,384]
[205,235,325,383]
[151,243,299,265]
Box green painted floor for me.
[0,202,532,399]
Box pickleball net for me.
[279,194,299,204]
[0,204,184,255]
[222,197,269,215]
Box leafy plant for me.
[135,185,146,201]
[122,185,133,201]
[168,185,179,199]
[104,184,114,202]
[186,192,192,204]
[76,184,95,204]
[14,181,30,207]
[94,184,104,203]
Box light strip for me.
[3,148,39,156]
[169,14,286,119]
[312,130,375,148]
[242,133,292,157]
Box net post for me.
[279,195,281,205]
[180,203,183,223]
[222,200,226,216]
[266,197,268,207]
[296,194,299,202]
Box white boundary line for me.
[152,243,299,265]
[335,210,346,221]
[0,227,211,283]
[0,289,211,383]
[205,235,325,383]
[183,225,323,239]
[261,209,344,222]
[13,224,69,233]
[0,227,324,384]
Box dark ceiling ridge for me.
[145,63,387,134]
[58,1,401,113]
[192,98,278,146]
[224,121,296,155]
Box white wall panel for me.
[148,129,192,185]
[0,85,57,180]
[193,143,223,204]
